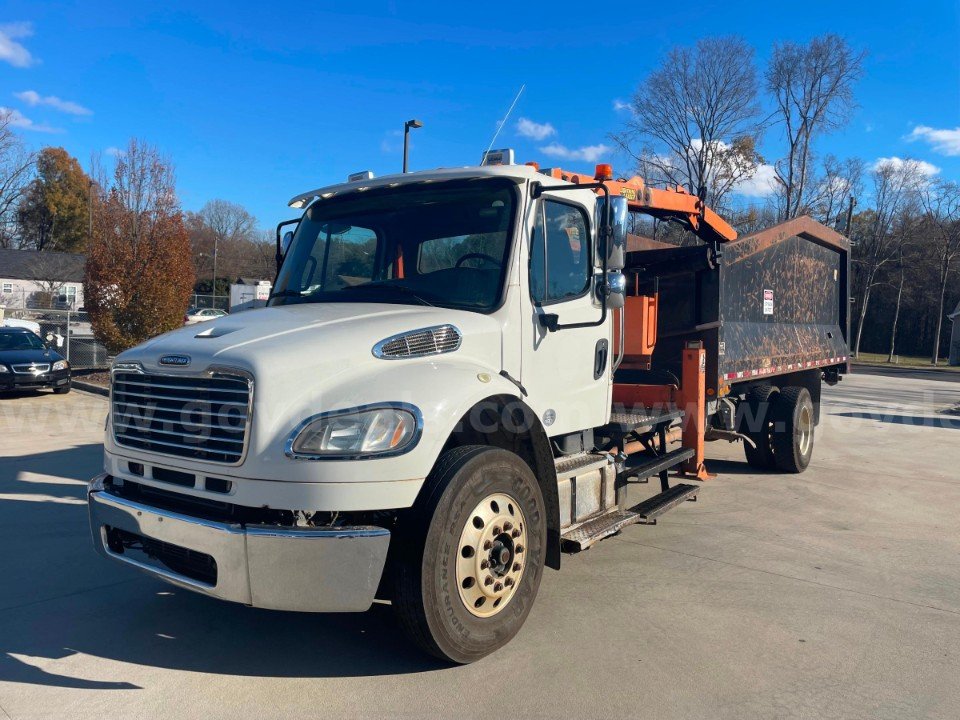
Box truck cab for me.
[88,159,847,663]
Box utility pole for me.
[88,179,94,242]
[402,119,423,173]
[844,195,857,237]
[212,238,219,309]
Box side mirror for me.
[281,231,294,258]
[598,271,626,310]
[596,196,628,271]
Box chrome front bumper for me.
[88,475,390,612]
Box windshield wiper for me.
[342,282,435,307]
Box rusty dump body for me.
[620,216,850,395]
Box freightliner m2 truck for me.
[88,154,849,663]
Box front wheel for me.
[392,446,546,664]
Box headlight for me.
[286,404,421,459]
[0,365,8,374]
[53,360,69,371]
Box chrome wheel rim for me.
[798,404,813,456]
[456,492,527,618]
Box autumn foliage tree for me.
[16,146,91,252]
[85,139,195,353]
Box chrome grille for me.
[12,363,50,374]
[112,371,251,465]
[373,325,462,359]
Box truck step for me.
[629,483,699,524]
[622,447,695,482]
[554,452,611,480]
[605,408,684,434]
[560,510,641,552]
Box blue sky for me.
[2,1,959,229]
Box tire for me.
[53,384,71,394]
[771,386,814,473]
[739,385,778,470]
[392,445,546,664]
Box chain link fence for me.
[190,294,230,311]
[2,308,111,369]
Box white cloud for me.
[0,22,35,68]
[613,99,632,112]
[906,125,960,156]
[870,155,940,177]
[0,107,61,133]
[515,117,556,141]
[872,156,940,177]
[539,142,611,163]
[14,90,92,116]
[104,146,123,158]
[733,163,779,198]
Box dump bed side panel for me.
[718,225,849,381]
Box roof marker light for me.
[595,164,613,181]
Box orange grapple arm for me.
[538,168,737,245]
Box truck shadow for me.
[830,411,960,430]
[0,444,448,692]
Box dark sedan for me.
[0,327,71,394]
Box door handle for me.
[594,339,609,380]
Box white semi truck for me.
[88,156,849,663]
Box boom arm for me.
[538,168,737,245]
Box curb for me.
[72,380,109,397]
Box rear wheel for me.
[392,446,546,664]
[739,385,778,470]
[771,387,814,473]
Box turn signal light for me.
[595,163,613,181]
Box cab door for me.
[520,193,610,437]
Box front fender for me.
[256,359,522,490]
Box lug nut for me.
[511,529,521,538]
[483,540,492,550]
[504,577,514,587]
[480,559,489,570]
[503,521,513,531]
[515,544,524,554]
[494,582,503,592]
[493,526,502,536]
[513,562,521,572]
[484,576,494,586]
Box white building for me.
[0,249,86,310]
[950,300,960,366]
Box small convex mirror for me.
[596,196,628,271]
[281,231,294,257]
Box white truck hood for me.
[118,302,503,376]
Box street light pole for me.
[212,237,219,309]
[402,119,423,173]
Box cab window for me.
[530,200,591,304]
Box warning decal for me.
[763,289,774,316]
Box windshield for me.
[270,179,517,312]
[0,332,45,351]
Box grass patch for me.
[854,352,960,372]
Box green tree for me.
[85,139,195,352]
[16,147,91,252]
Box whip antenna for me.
[484,84,525,157]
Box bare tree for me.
[918,180,960,365]
[186,199,261,289]
[810,155,864,229]
[885,200,922,362]
[0,110,36,248]
[852,158,924,357]
[613,36,763,210]
[766,34,865,220]
[25,251,80,305]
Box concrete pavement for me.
[1,373,959,719]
